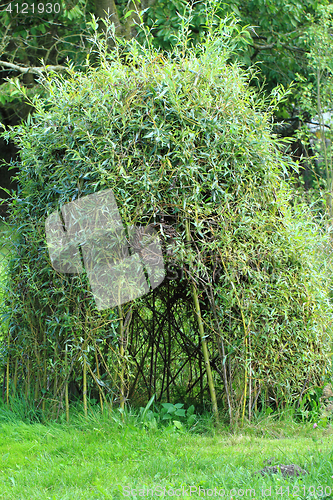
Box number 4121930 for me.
[4,3,61,14]
[276,485,332,497]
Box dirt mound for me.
[253,464,308,478]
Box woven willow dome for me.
[2,24,332,421]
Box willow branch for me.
[251,42,306,53]
[0,60,69,75]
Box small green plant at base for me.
[160,402,197,430]
[292,382,333,432]
[137,395,197,431]
[298,387,323,424]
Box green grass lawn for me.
[0,408,332,500]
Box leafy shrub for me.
[1,15,332,421]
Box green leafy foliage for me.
[293,6,333,210]
[140,0,327,89]
[0,0,89,65]
[0,0,95,122]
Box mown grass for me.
[0,402,332,500]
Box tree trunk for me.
[185,219,219,421]
[94,0,122,35]
[94,0,157,39]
